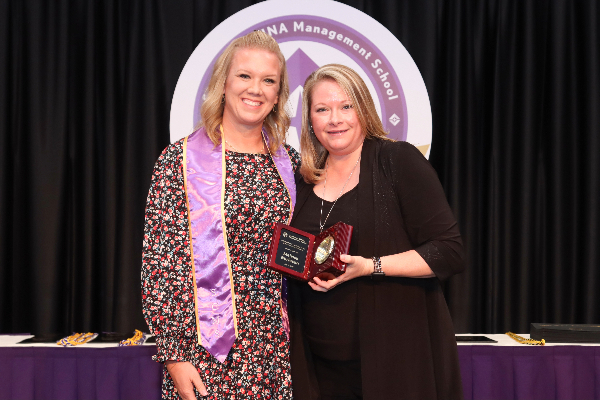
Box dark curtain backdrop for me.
[1,0,598,336]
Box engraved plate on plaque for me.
[274,228,311,273]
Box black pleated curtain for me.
[1,0,598,336]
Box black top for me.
[292,186,360,360]
[289,138,465,400]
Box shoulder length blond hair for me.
[198,31,290,153]
[300,64,390,184]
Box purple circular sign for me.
[194,15,409,142]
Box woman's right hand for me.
[308,254,373,292]
[165,360,208,399]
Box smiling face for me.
[310,79,364,157]
[222,48,281,132]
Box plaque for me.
[267,222,353,281]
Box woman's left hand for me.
[308,254,372,292]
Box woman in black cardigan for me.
[289,64,465,400]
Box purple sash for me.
[183,128,295,362]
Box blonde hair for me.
[198,31,290,153]
[300,64,390,183]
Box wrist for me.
[165,360,188,369]
[371,256,385,280]
[366,258,375,276]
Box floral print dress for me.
[142,139,299,399]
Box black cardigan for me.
[289,138,465,400]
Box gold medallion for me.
[314,235,335,264]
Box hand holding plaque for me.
[267,222,353,281]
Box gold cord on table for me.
[119,329,148,346]
[506,332,545,345]
[56,332,98,347]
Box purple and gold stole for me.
[182,127,295,363]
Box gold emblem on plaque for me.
[314,235,335,264]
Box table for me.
[1,334,599,400]
[0,335,161,400]
[457,334,600,400]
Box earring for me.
[221,94,225,104]
[272,104,277,113]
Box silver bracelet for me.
[371,256,384,280]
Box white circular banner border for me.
[170,0,432,158]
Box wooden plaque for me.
[267,222,353,282]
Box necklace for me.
[224,137,265,154]
[319,155,361,233]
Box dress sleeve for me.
[382,141,465,281]
[141,142,198,363]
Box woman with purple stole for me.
[142,31,298,399]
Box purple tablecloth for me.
[1,345,599,399]
[459,345,600,400]
[0,346,161,400]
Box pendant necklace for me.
[224,137,265,154]
[319,155,361,233]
